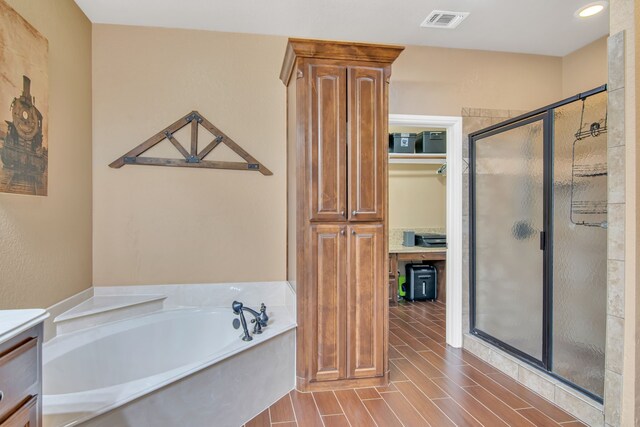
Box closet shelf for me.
[388,153,446,164]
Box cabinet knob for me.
[351,230,356,235]
[352,210,357,216]
[340,210,345,216]
[340,229,345,236]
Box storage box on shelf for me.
[389,133,417,153]
[416,130,446,154]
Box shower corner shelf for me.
[572,163,607,177]
[388,153,446,164]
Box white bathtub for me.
[43,282,296,427]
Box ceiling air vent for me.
[420,10,469,29]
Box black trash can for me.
[405,264,437,301]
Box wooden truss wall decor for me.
[109,111,272,175]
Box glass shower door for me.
[470,87,608,400]
[472,114,547,364]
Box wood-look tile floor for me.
[245,300,586,427]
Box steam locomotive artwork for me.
[0,0,49,195]
[0,75,47,173]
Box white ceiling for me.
[74,0,609,56]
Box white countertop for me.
[389,245,447,254]
[0,309,49,343]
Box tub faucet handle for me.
[232,300,243,314]
[258,303,269,326]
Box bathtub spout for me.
[232,301,269,341]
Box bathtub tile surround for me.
[54,295,167,334]
[49,283,296,334]
[87,330,294,427]
[93,281,295,318]
[45,316,295,427]
[42,281,296,426]
[56,295,166,321]
[43,288,94,342]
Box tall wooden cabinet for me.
[281,39,403,391]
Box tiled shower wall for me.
[603,30,625,427]
[460,90,624,425]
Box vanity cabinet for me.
[282,38,403,391]
[1,396,37,427]
[0,325,43,427]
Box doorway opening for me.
[388,114,463,348]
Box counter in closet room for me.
[389,245,446,254]
[388,245,446,305]
[0,309,48,427]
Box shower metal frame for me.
[468,84,607,403]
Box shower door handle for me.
[539,231,546,250]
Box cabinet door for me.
[346,224,385,378]
[310,64,347,221]
[310,225,347,382]
[0,395,38,427]
[347,67,385,221]
[0,338,38,423]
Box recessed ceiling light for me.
[575,1,608,18]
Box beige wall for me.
[92,25,605,287]
[92,25,287,286]
[389,164,446,230]
[562,37,608,98]
[0,0,92,309]
[389,45,563,117]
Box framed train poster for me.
[0,0,49,196]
